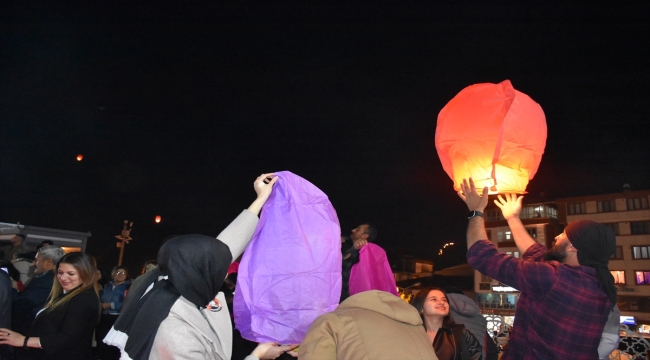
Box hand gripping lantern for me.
[435,80,547,194]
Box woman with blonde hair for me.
[0,252,101,360]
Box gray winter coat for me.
[447,293,487,360]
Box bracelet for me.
[23,336,30,348]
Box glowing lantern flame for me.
[155,215,161,223]
[76,154,83,161]
[435,80,547,195]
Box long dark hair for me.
[410,287,455,330]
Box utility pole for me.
[115,220,133,266]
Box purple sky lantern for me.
[234,171,342,344]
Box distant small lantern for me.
[76,154,83,161]
[435,80,547,194]
[155,215,161,223]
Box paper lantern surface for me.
[348,243,399,297]
[435,80,547,194]
[234,171,341,344]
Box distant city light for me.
[76,154,83,161]
[155,215,162,223]
[439,242,455,255]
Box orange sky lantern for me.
[435,80,547,194]
[155,215,161,223]
[76,154,83,161]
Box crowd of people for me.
[0,175,621,360]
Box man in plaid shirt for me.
[458,178,617,360]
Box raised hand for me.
[248,173,279,216]
[457,178,489,212]
[254,173,278,201]
[494,193,523,220]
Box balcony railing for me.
[478,302,516,310]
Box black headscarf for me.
[115,234,233,360]
[565,220,617,307]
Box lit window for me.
[520,206,537,219]
[611,271,625,284]
[627,198,649,210]
[632,246,650,259]
[545,206,557,219]
[636,271,650,285]
[497,231,513,243]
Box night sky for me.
[2,2,649,273]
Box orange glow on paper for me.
[435,80,547,194]
[76,154,83,161]
[155,215,161,223]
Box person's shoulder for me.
[28,271,54,286]
[73,287,100,304]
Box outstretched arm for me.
[217,173,279,260]
[457,178,489,249]
[494,193,536,254]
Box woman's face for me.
[58,263,82,291]
[422,290,449,318]
[112,269,127,284]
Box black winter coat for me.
[433,324,482,360]
[18,287,100,360]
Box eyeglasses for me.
[115,271,127,275]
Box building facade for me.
[0,222,91,253]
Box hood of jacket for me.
[338,290,422,326]
[447,293,481,317]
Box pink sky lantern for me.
[154,215,161,223]
[435,80,547,194]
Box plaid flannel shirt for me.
[468,240,612,360]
